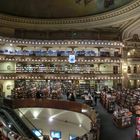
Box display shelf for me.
[136,117,140,139]
[79,82,90,94]
[116,90,140,113]
[16,63,47,73]
[107,100,116,112]
[100,92,116,112]
[15,62,105,74]
[112,108,132,128]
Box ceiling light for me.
[79,124,82,127]
[81,109,88,113]
[32,109,42,119]
[8,124,12,128]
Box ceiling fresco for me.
[0,0,133,19]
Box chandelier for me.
[75,0,93,6]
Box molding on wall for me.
[122,18,140,40]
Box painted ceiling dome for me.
[0,0,133,19]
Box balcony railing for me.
[0,72,122,80]
[0,69,121,74]
[127,57,140,63]
[3,98,100,140]
[0,51,121,58]
[128,74,140,80]
[0,54,121,63]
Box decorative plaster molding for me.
[122,18,140,41]
[0,0,139,29]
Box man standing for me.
[94,91,98,106]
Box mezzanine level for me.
[0,54,121,63]
[0,73,122,80]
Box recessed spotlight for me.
[49,117,53,122]
[8,124,12,128]
[79,124,82,127]
[81,109,88,113]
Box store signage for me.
[68,55,76,63]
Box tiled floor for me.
[95,100,136,140]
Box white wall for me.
[100,64,112,73]
[0,62,16,73]
[0,80,15,96]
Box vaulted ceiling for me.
[0,0,139,41]
[0,0,133,18]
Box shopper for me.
[94,91,98,106]
[83,134,88,140]
[68,92,75,101]
[36,90,41,98]
[66,90,70,100]
[0,131,2,140]
[84,93,93,106]
[43,135,50,140]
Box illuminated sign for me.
[68,55,76,63]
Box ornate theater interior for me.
[0,0,140,140]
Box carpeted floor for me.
[95,100,136,140]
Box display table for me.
[136,116,140,139]
[112,108,132,128]
[134,106,140,139]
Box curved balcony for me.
[127,57,140,60]
[0,36,123,47]
[128,73,140,80]
[127,58,140,65]
[0,54,121,63]
[2,98,100,140]
[3,98,94,118]
[0,72,122,80]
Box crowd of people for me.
[10,85,99,108]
